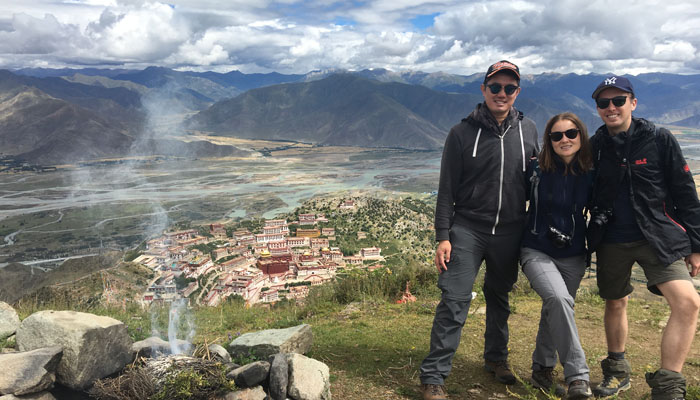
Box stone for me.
[224,362,241,374]
[0,302,20,340]
[227,361,270,388]
[169,338,194,355]
[268,353,288,400]
[16,310,132,390]
[131,336,171,359]
[0,346,62,396]
[229,324,312,360]
[0,392,57,400]
[208,343,232,363]
[219,386,267,400]
[287,353,331,400]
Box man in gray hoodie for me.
[420,60,540,400]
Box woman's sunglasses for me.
[486,83,519,95]
[596,96,627,109]
[550,128,579,142]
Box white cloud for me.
[86,3,190,60]
[0,0,698,74]
[652,41,696,61]
[0,13,86,55]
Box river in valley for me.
[0,147,441,265]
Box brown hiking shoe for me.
[484,359,517,385]
[531,367,565,396]
[420,383,448,400]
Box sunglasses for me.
[486,83,519,95]
[596,96,627,109]
[550,128,579,142]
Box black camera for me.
[547,226,572,248]
[586,207,614,252]
[590,207,614,227]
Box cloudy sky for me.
[1,0,698,76]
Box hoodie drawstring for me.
[519,120,526,172]
[472,128,482,158]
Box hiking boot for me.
[567,380,593,399]
[420,383,448,400]
[484,359,516,385]
[645,368,686,400]
[531,367,566,397]
[592,357,631,397]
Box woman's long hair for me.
[539,112,593,175]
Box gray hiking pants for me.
[520,247,590,383]
[420,223,521,385]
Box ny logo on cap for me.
[605,77,617,85]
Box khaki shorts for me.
[596,240,692,299]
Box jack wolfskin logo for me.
[684,164,690,172]
[634,158,647,165]
[605,77,617,85]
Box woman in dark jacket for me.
[520,112,593,399]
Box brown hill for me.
[187,74,484,150]
[0,85,134,164]
[0,252,124,304]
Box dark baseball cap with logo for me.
[591,75,635,99]
[484,60,520,83]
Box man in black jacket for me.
[419,60,539,400]
[588,76,700,400]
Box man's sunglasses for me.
[596,96,627,109]
[486,83,519,95]
[550,128,579,142]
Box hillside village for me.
[132,199,387,307]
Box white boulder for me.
[16,310,132,390]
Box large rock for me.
[0,392,56,400]
[0,346,62,396]
[287,353,330,400]
[0,302,20,340]
[268,353,288,400]
[229,324,312,360]
[16,310,132,390]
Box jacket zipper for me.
[492,125,511,234]
[663,201,686,232]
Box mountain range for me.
[2,66,700,165]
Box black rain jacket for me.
[590,117,700,265]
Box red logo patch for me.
[634,158,647,165]
[684,164,690,172]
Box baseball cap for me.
[484,60,520,83]
[591,75,635,99]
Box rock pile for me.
[0,301,331,400]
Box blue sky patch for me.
[332,17,356,26]
[410,13,439,30]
